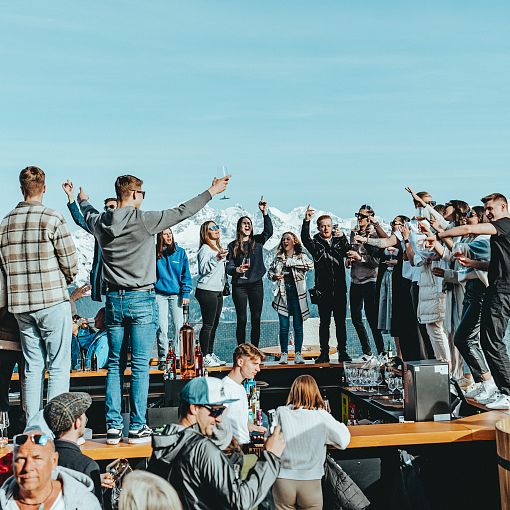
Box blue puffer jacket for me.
[155,243,192,299]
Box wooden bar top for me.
[1,411,506,461]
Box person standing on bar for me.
[301,205,350,363]
[0,167,77,422]
[226,197,273,347]
[77,173,230,445]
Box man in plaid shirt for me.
[0,167,78,422]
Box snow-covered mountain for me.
[71,205,390,321]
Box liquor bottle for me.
[164,344,177,381]
[179,305,195,379]
[91,353,98,372]
[387,340,394,359]
[80,349,86,372]
[194,339,204,377]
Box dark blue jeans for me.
[278,282,304,353]
[105,290,158,430]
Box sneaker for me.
[315,353,330,364]
[106,428,123,445]
[338,351,352,362]
[486,393,510,410]
[464,382,483,398]
[204,354,221,368]
[279,353,288,365]
[210,353,227,366]
[294,352,305,364]
[127,424,153,444]
[474,379,498,403]
[457,377,474,392]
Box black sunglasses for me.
[466,211,475,218]
[202,405,226,418]
[426,200,437,207]
[128,189,146,199]
[104,204,116,211]
[355,212,371,219]
[14,434,50,446]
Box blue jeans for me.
[156,293,183,360]
[278,282,304,353]
[105,290,158,430]
[14,301,72,422]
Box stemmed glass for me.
[220,165,230,201]
[0,412,9,447]
[240,257,250,280]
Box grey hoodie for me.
[80,190,211,289]
[0,466,101,510]
[147,423,280,510]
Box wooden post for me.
[496,418,510,509]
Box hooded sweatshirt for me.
[79,191,211,289]
[0,466,101,510]
[147,423,280,510]
[155,243,192,298]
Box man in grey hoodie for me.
[77,174,230,445]
[0,430,101,510]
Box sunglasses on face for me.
[104,205,116,211]
[391,221,404,227]
[128,189,146,199]
[14,434,50,446]
[202,405,226,417]
[466,211,476,218]
[209,225,220,232]
[355,213,370,219]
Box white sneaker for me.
[204,354,220,367]
[486,393,510,410]
[474,379,498,403]
[294,352,305,364]
[279,353,288,365]
[464,382,483,398]
[210,353,226,366]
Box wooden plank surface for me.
[261,345,337,358]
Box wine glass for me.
[0,412,9,447]
[220,165,230,201]
[240,257,250,280]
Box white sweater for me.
[276,405,350,480]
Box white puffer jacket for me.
[417,258,446,324]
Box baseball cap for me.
[43,392,92,436]
[180,377,238,406]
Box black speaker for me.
[404,360,450,422]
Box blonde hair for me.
[286,375,325,410]
[119,471,182,510]
[199,221,222,252]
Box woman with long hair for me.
[195,220,228,366]
[273,375,350,510]
[154,228,192,368]
[226,197,273,346]
[268,232,313,364]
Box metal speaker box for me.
[404,360,450,422]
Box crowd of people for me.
[0,165,509,509]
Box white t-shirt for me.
[221,375,250,444]
[8,492,65,510]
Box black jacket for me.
[226,214,273,285]
[301,220,349,294]
[147,424,280,510]
[54,439,103,506]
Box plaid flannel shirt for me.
[0,201,78,314]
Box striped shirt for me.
[0,201,78,314]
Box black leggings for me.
[195,288,223,355]
[350,282,385,355]
[232,280,264,346]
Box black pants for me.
[195,288,223,355]
[0,350,21,412]
[232,280,264,346]
[480,289,510,394]
[318,291,347,355]
[350,282,385,355]
[411,282,435,359]
[454,280,489,382]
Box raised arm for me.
[253,209,273,245]
[363,233,399,249]
[300,205,317,257]
[438,223,498,239]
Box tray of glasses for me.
[343,385,388,396]
[369,395,404,409]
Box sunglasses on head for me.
[202,405,226,417]
[209,225,220,231]
[14,434,50,447]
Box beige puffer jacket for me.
[417,259,446,324]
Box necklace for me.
[16,483,54,510]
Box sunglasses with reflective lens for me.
[104,205,116,211]
[14,434,50,447]
[466,211,475,218]
[426,201,437,207]
[202,405,226,417]
[209,225,220,232]
[390,221,404,227]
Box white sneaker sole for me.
[126,436,152,444]
[106,437,122,445]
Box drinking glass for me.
[0,412,9,447]
[240,257,250,280]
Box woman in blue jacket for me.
[155,228,192,369]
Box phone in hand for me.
[267,409,280,435]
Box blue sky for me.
[1,1,509,224]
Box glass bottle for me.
[194,339,204,377]
[164,344,177,380]
[180,305,195,379]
